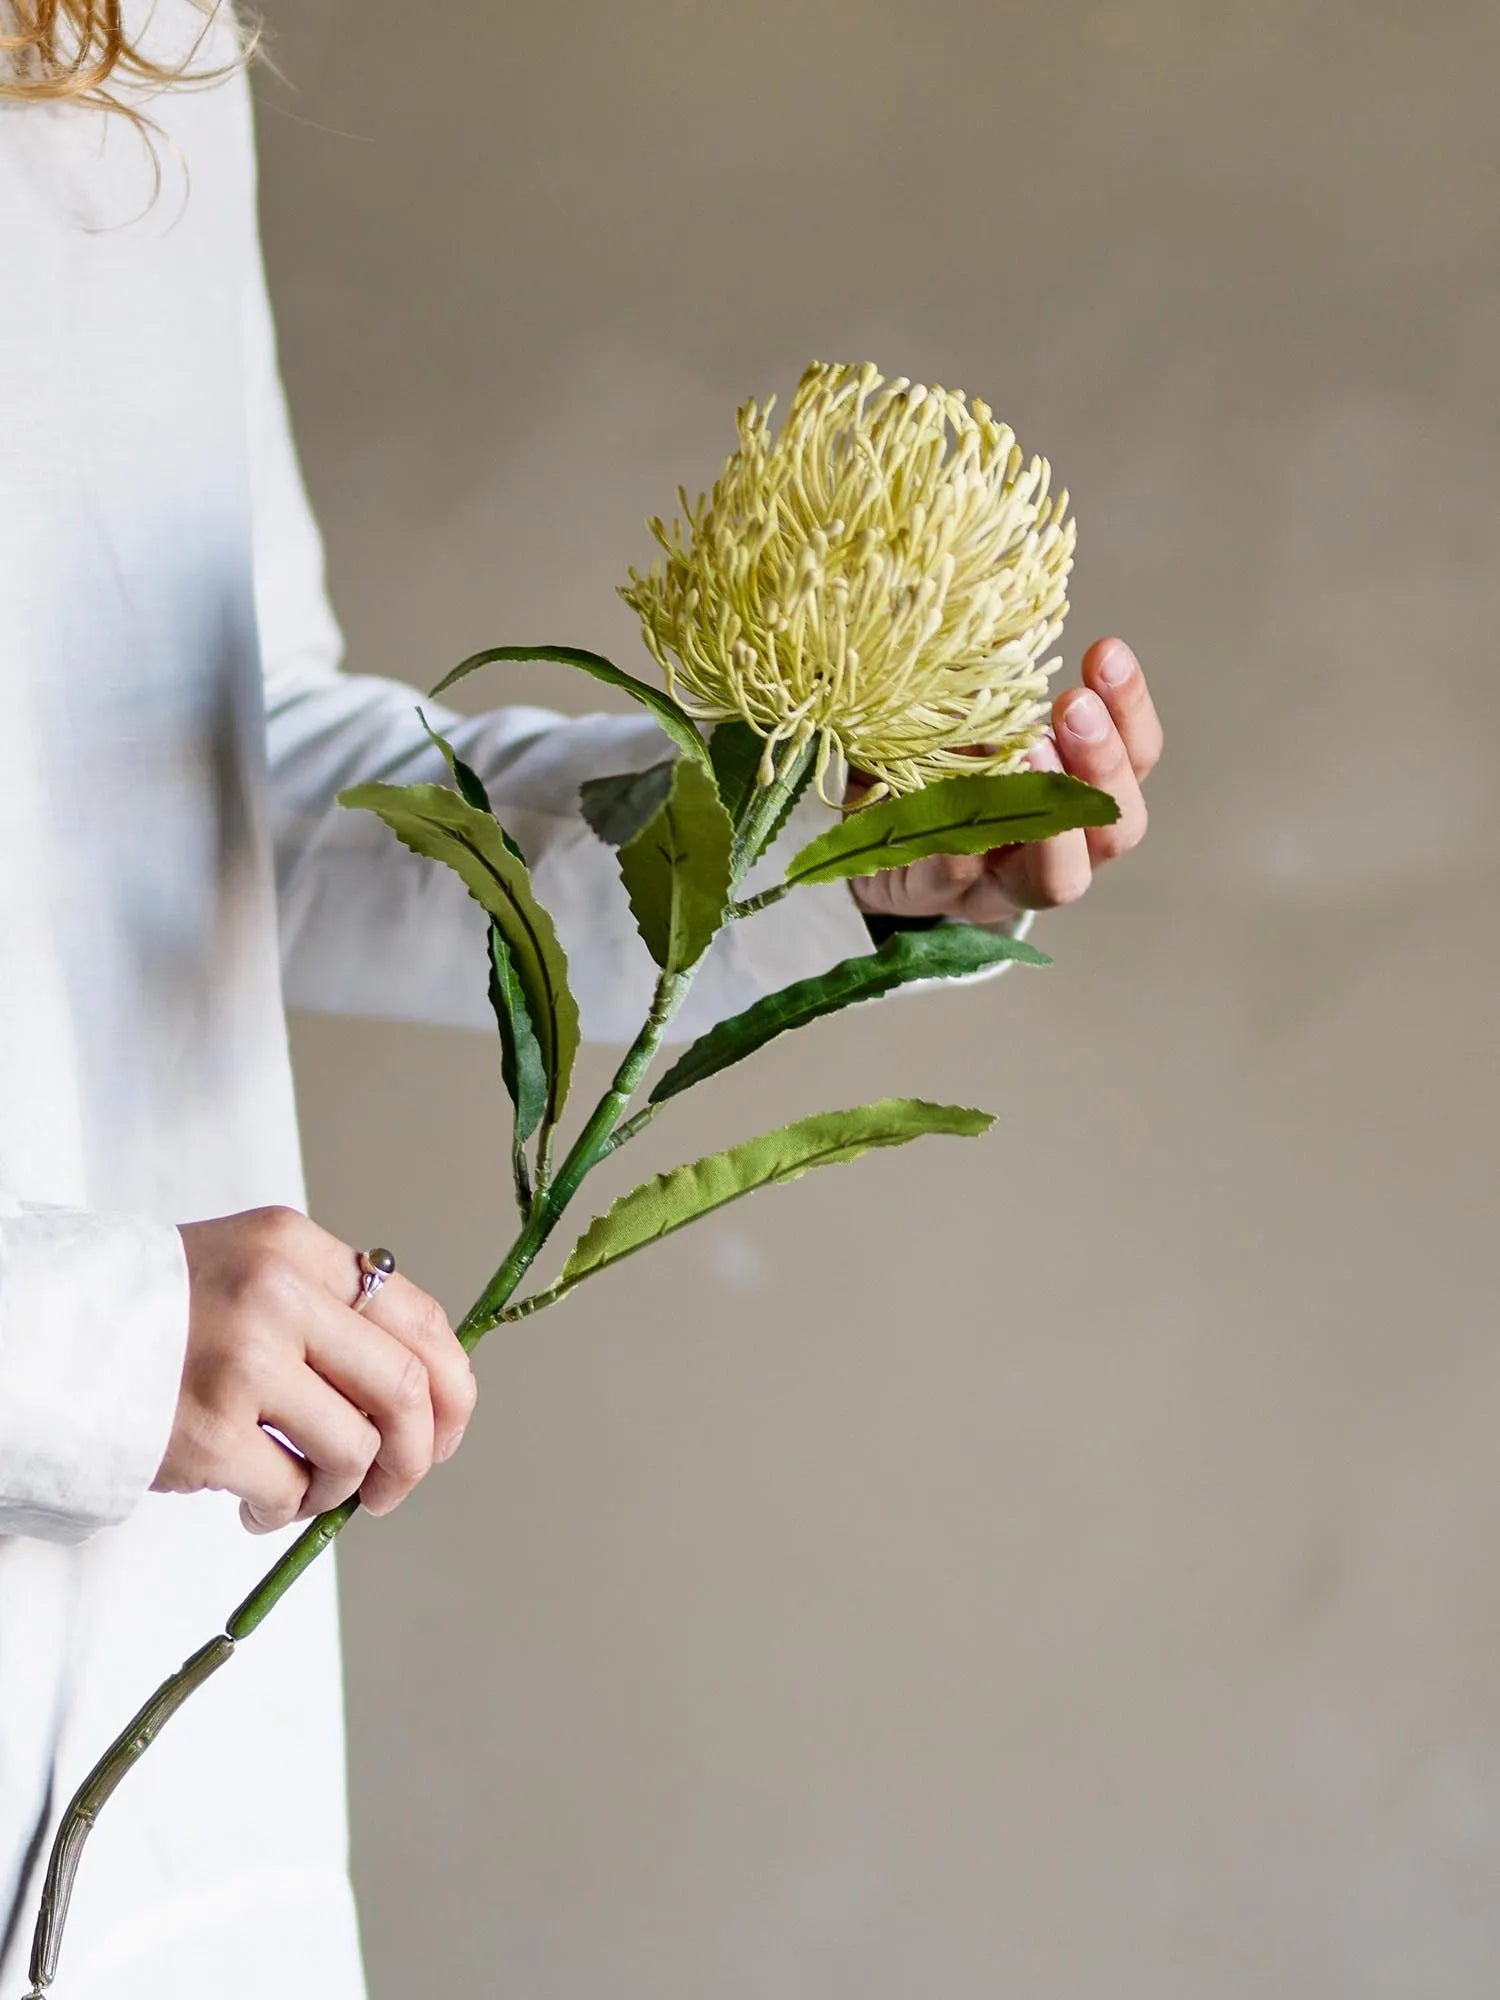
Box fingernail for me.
[1062,690,1110,743]
[1096,640,1135,688]
[1029,732,1062,771]
[437,1425,467,1463]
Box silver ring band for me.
[353,1246,397,1315]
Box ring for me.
[353,1246,397,1314]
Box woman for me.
[0,5,1162,1993]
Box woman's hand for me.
[849,636,1162,925]
[156,1208,477,1534]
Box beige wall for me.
[258,3,1500,1993]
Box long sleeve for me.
[0,1201,189,1543]
[245,273,874,1044]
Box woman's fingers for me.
[845,633,1161,921]
[167,1207,477,1535]
[1081,636,1162,781]
[992,640,1157,907]
[259,1368,382,1521]
[1052,684,1148,865]
[992,734,1093,908]
[851,847,984,918]
[289,1217,477,1466]
[302,1295,441,1517]
[359,1273,477,1463]
[236,1427,313,1536]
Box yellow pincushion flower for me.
[620,360,1076,802]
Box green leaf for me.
[431,645,710,769]
[487,922,547,1142]
[579,760,676,848]
[555,1098,994,1293]
[339,782,578,1124]
[707,719,764,822]
[649,924,1049,1106]
[617,754,735,972]
[416,707,491,812]
[415,708,529,863]
[784,772,1119,888]
[708,719,814,850]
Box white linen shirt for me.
[0,12,886,1993]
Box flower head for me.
[619,361,1075,801]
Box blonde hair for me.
[0,2,255,115]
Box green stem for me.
[26,1638,235,1995]
[494,1288,559,1323]
[510,1134,533,1222]
[23,738,815,1997]
[226,1497,361,1641]
[598,1101,660,1156]
[454,966,694,1346]
[727,882,792,921]
[532,1122,556,1201]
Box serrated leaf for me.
[648,924,1049,1106]
[707,719,764,822]
[579,760,676,848]
[554,1098,994,1294]
[416,706,491,811]
[487,922,547,1142]
[339,782,578,1123]
[431,645,710,769]
[416,707,529,863]
[784,772,1119,888]
[708,718,815,858]
[617,754,735,972]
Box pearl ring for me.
[353,1246,396,1314]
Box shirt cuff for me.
[0,1203,191,1544]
